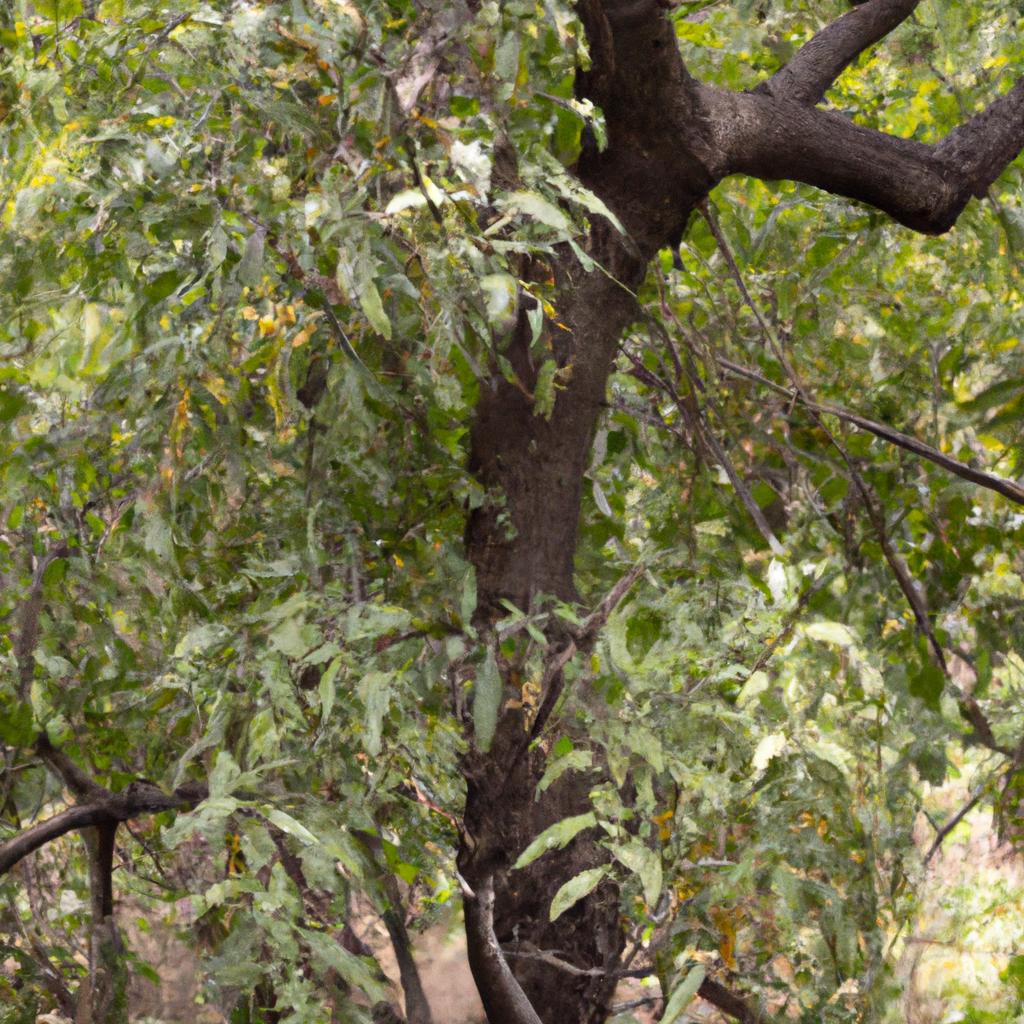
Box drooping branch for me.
[755,0,921,106]
[704,213,1010,758]
[0,781,206,876]
[716,356,1024,507]
[703,79,1024,234]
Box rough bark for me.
[457,1,1024,1022]
[0,778,206,877]
[460,5,708,1022]
[754,0,921,105]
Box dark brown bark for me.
[458,2,1024,1022]
[78,823,126,1024]
[0,776,205,876]
[460,5,705,1021]
[755,0,921,105]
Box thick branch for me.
[0,805,110,876]
[698,977,770,1023]
[702,79,1024,234]
[755,0,921,106]
[462,876,544,1024]
[35,734,107,802]
[0,782,206,876]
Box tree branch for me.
[698,976,771,1024]
[354,829,435,1024]
[461,875,544,1024]
[14,541,68,702]
[715,356,1024,507]
[0,782,206,876]
[924,785,984,865]
[701,78,1024,234]
[703,212,1010,759]
[755,0,921,106]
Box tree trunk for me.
[458,0,1024,1019]
[459,5,710,1020]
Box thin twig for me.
[924,786,984,864]
[701,201,1010,758]
[716,355,1024,507]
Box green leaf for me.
[533,359,558,420]
[610,841,663,906]
[319,655,343,722]
[503,190,570,233]
[661,965,707,1024]
[144,269,183,303]
[804,620,857,647]
[460,566,477,627]
[481,273,517,325]
[237,229,265,288]
[356,275,392,340]
[269,616,310,659]
[0,388,28,422]
[0,701,35,746]
[513,812,598,870]
[263,808,318,846]
[537,748,593,795]
[549,865,608,922]
[303,928,387,1002]
[910,662,945,711]
[473,646,502,753]
[359,670,394,756]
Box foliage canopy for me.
[2,1,1024,1022]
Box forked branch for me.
[756,0,922,106]
[703,78,1024,234]
[0,781,206,876]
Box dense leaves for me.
[2,1,1024,1023]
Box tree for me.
[2,1,1024,1022]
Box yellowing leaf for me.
[752,732,787,773]
[710,907,738,970]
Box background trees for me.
[2,1,1024,1022]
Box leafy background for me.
[2,0,1024,1021]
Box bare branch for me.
[14,541,68,702]
[462,876,544,1024]
[704,214,1011,759]
[0,782,206,877]
[716,356,1024,507]
[501,943,654,980]
[755,0,921,106]
[523,559,648,748]
[924,785,984,865]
